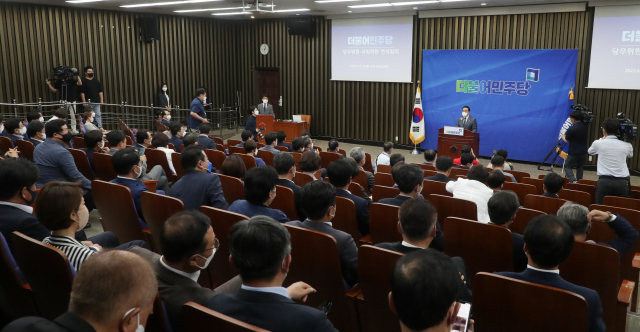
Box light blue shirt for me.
[241,284,290,299]
[588,136,633,177]
[498,168,517,183]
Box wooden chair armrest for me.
[359,235,373,245]
[617,280,636,303]
[346,284,362,298]
[142,180,159,192]
[633,253,640,268]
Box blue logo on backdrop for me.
[420,50,578,163]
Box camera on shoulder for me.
[570,103,594,124]
[52,65,78,81]
[616,113,637,143]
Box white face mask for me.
[123,309,145,332]
[263,99,268,104]
[162,87,167,92]
[41,132,46,139]
[75,205,89,230]
[19,126,27,135]
[180,129,185,137]
[166,115,171,121]
[462,111,468,117]
[0,124,3,133]
[254,110,259,115]
[87,117,93,123]
[195,249,216,270]
[38,117,44,122]
[133,165,141,178]
[99,141,104,149]
[203,96,207,103]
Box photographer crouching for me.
[588,118,634,204]
[561,110,589,183]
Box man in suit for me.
[380,164,444,252]
[81,130,107,175]
[456,105,477,133]
[182,133,198,149]
[446,164,494,223]
[496,215,605,332]
[423,149,436,166]
[425,156,454,183]
[557,202,639,258]
[328,159,370,236]
[259,132,281,156]
[110,148,156,228]
[487,169,505,193]
[197,123,217,150]
[327,139,344,159]
[244,140,266,167]
[208,215,336,332]
[157,109,171,127]
[491,155,517,182]
[376,198,472,302]
[129,211,241,332]
[236,130,253,148]
[3,118,25,147]
[542,172,564,198]
[287,180,359,287]
[228,166,290,223]
[3,250,158,332]
[257,94,275,117]
[276,130,294,152]
[168,122,185,152]
[105,130,127,155]
[170,146,228,211]
[274,152,306,220]
[26,121,46,147]
[350,147,375,193]
[487,191,528,271]
[135,130,152,149]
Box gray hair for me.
[350,147,366,163]
[556,202,589,234]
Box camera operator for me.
[245,107,262,142]
[80,66,104,129]
[46,68,82,135]
[561,110,589,183]
[588,118,634,204]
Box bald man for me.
[2,250,158,332]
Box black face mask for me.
[58,133,73,142]
[87,73,94,78]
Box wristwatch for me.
[605,212,614,222]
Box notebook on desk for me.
[292,115,303,123]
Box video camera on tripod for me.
[570,103,593,123]
[52,65,79,81]
[615,113,638,143]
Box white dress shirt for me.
[376,152,390,166]
[446,178,494,223]
[241,284,291,299]
[588,136,633,177]
[156,146,176,174]
[159,256,201,282]
[401,241,424,249]
[0,201,33,214]
[526,264,559,274]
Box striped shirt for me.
[43,235,98,271]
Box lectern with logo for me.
[437,126,480,160]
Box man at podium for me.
[456,106,477,133]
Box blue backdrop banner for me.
[420,49,578,163]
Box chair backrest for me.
[167,143,175,151]
[0,136,13,152]
[578,179,598,186]
[473,272,589,332]
[283,225,357,332]
[564,182,597,204]
[374,172,395,187]
[291,152,301,167]
[154,120,167,133]
[333,196,361,242]
[182,302,268,332]
[603,196,640,211]
[72,136,86,149]
[216,143,225,151]
[141,191,185,254]
[204,149,226,172]
[211,137,224,145]
[16,139,35,161]
[348,182,365,197]
[521,177,544,195]
[363,153,374,173]
[413,163,436,171]
[352,170,369,193]
[234,154,257,170]
[144,293,173,332]
[227,139,242,147]
[523,194,568,215]
[376,164,391,174]
[171,152,185,180]
[68,148,96,181]
[198,206,249,289]
[228,146,245,155]
[92,152,117,181]
[450,167,469,178]
[256,142,265,149]
[421,179,452,197]
[506,170,530,183]
[274,145,289,152]
[372,185,399,203]
[558,188,591,206]
[0,232,38,321]
[369,203,401,244]
[256,149,274,166]
[444,217,514,278]
[510,207,546,235]
[296,114,311,126]
[271,185,299,221]
[293,172,315,187]
[319,151,341,169]
[11,232,74,320]
[502,182,536,206]
[218,174,245,206]
[427,194,477,231]
[423,170,437,178]
[92,180,148,243]
[144,148,177,182]
[357,245,403,332]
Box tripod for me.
[538,139,567,172]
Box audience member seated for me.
[453,145,479,166]
[228,166,289,223]
[80,130,107,174]
[301,130,311,138]
[455,153,475,169]
[446,164,493,223]
[496,215,605,332]
[111,148,158,226]
[327,139,344,158]
[3,118,25,146]
[487,191,528,271]
[345,157,373,204]
[376,142,393,166]
[274,152,306,220]
[157,109,171,126]
[390,250,469,332]
[151,132,176,175]
[26,120,46,147]
[491,155,517,183]
[299,150,321,179]
[105,130,128,155]
[557,202,639,258]
[259,132,281,155]
[82,110,100,133]
[34,120,94,211]
[168,122,185,152]
[302,137,316,153]
[328,159,370,236]
[425,156,454,183]
[45,107,68,124]
[488,169,506,193]
[182,133,199,149]
[25,110,43,127]
[129,211,241,332]
[170,146,228,211]
[291,137,305,153]
[276,130,293,152]
[287,180,359,287]
[136,130,152,149]
[243,139,265,167]
[377,198,471,301]
[237,130,253,147]
[37,181,147,270]
[390,153,406,168]
[207,216,336,332]
[542,172,564,198]
[350,147,375,192]
[221,155,246,180]
[423,149,436,166]
[390,161,405,187]
[197,123,217,150]
[488,149,513,170]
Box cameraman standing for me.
[46,68,82,135]
[588,118,634,204]
[561,110,589,183]
[80,66,104,129]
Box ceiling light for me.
[121,0,222,8]
[481,2,486,5]
[413,6,417,9]
[348,10,352,12]
[273,8,311,12]
[314,0,360,2]
[175,6,247,12]
[251,15,255,18]
[212,11,252,15]
[66,0,104,2]
[392,1,437,5]
[348,3,392,8]
[439,0,473,2]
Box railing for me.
[0,99,241,139]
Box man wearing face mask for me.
[80,66,104,129]
[245,107,259,137]
[157,110,171,127]
[169,122,186,153]
[170,146,228,211]
[257,94,275,117]
[228,166,290,223]
[456,105,477,133]
[243,140,266,167]
[189,88,209,132]
[27,121,46,147]
[3,118,27,146]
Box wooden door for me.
[256,68,280,117]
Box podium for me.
[256,115,274,144]
[274,121,305,142]
[437,128,480,160]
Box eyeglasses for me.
[204,238,220,252]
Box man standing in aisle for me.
[80,66,104,129]
[190,88,209,132]
[257,94,275,117]
[562,110,589,183]
[46,69,82,134]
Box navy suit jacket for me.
[336,189,370,236]
[0,204,51,251]
[287,220,359,287]
[245,115,257,133]
[110,177,148,222]
[27,138,43,147]
[207,289,337,332]
[497,269,605,332]
[541,192,560,198]
[168,136,183,152]
[160,119,170,126]
[7,134,23,147]
[596,214,639,258]
[228,200,289,223]
[425,173,454,183]
[511,232,527,272]
[2,312,96,332]
[197,135,217,150]
[277,178,306,221]
[277,141,294,152]
[170,171,228,211]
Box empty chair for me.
[171,153,185,180]
[204,149,226,172]
[603,196,640,211]
[256,150,274,166]
[427,194,477,231]
[228,146,245,155]
[140,191,185,254]
[523,194,568,215]
[374,172,395,187]
[234,154,257,170]
[413,163,436,171]
[68,148,95,181]
[510,208,545,236]
[564,182,597,204]
[219,174,245,206]
[72,137,86,149]
[271,185,299,221]
[16,139,34,161]
[0,233,38,322]
[521,177,544,195]
[332,196,361,243]
[369,203,401,244]
[376,164,391,174]
[502,182,536,206]
[372,185,400,203]
[319,151,341,169]
[421,179,452,197]
[92,180,149,244]
[293,172,315,187]
[92,152,117,181]
[558,189,591,207]
[182,302,268,332]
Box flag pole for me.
[411,80,422,155]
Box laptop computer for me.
[292,115,303,122]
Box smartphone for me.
[137,147,146,157]
[316,300,332,315]
[450,302,471,332]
